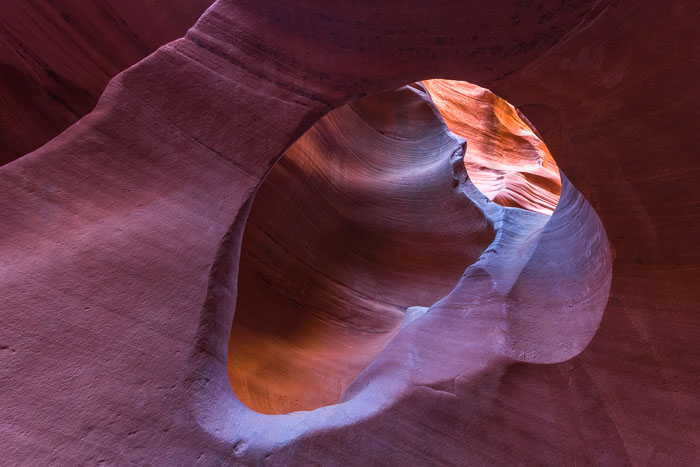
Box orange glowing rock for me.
[424,79,561,214]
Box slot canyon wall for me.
[423,79,561,214]
[229,81,563,415]
[0,0,213,166]
[1,0,698,465]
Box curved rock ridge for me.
[196,84,611,464]
[229,81,591,415]
[424,79,561,214]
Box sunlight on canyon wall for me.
[424,79,561,214]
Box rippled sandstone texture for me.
[1,1,698,465]
[230,84,498,414]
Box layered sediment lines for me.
[424,79,561,214]
[217,84,610,463]
[230,85,494,413]
[0,0,213,165]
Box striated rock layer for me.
[0,0,213,166]
[230,85,496,414]
[424,79,561,214]
[0,0,698,465]
[230,79,562,414]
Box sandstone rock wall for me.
[0,0,213,165]
[0,1,697,465]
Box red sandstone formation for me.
[424,79,561,214]
[1,1,698,465]
[230,85,496,414]
[0,0,213,165]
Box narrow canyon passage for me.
[1,1,697,464]
[229,81,563,414]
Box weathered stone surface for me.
[0,0,213,165]
[0,0,698,465]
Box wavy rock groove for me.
[229,85,495,414]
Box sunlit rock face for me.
[424,79,561,214]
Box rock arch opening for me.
[228,81,562,415]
